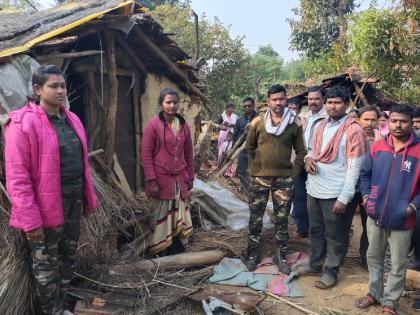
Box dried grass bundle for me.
[77,163,149,271]
[0,199,37,315]
[185,228,248,259]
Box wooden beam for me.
[36,50,103,61]
[104,31,119,167]
[132,26,210,111]
[74,64,136,77]
[114,33,147,75]
[35,36,78,47]
[353,81,369,107]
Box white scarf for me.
[221,111,238,125]
[264,108,296,136]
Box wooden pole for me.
[109,250,226,275]
[132,74,143,193]
[353,81,369,107]
[115,33,147,75]
[104,31,119,167]
[132,26,211,112]
[36,50,103,60]
[214,141,245,178]
[353,80,369,108]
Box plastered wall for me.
[141,74,201,140]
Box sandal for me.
[355,294,378,309]
[383,306,398,315]
[295,263,322,276]
[314,272,337,290]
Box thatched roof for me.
[1,1,132,52]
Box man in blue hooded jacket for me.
[356,104,420,315]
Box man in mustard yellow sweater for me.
[245,84,306,273]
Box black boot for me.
[273,247,291,275]
[245,242,259,271]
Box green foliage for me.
[152,3,250,116]
[141,0,179,11]
[348,8,419,103]
[289,0,356,59]
[245,45,286,101]
[0,0,33,9]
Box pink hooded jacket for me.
[4,102,97,232]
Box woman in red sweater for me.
[140,88,194,255]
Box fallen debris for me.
[189,288,263,313]
[109,250,226,275]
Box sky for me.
[38,0,391,62]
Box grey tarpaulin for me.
[0,55,39,123]
[190,179,273,230]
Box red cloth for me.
[4,102,97,232]
[141,112,194,200]
[312,117,366,163]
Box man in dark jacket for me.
[357,104,420,315]
[245,85,306,273]
[232,97,258,194]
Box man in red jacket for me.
[357,104,420,315]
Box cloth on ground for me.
[209,256,304,297]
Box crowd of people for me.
[2,63,419,315]
[216,84,420,315]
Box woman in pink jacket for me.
[4,65,97,315]
[141,87,194,255]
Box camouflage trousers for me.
[27,193,83,315]
[248,176,294,250]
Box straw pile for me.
[76,162,149,271]
[0,158,152,314]
[0,195,38,315]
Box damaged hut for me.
[0,0,206,194]
[0,1,207,314]
[287,71,398,110]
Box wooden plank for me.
[103,31,119,167]
[36,50,103,60]
[132,26,211,112]
[113,153,133,197]
[132,75,143,193]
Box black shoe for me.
[273,247,291,275]
[413,300,420,311]
[245,242,259,271]
[245,255,259,271]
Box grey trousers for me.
[366,218,413,309]
[307,195,357,274]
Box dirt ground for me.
[182,214,417,315]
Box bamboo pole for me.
[214,141,246,178]
[132,26,211,112]
[103,31,119,167]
